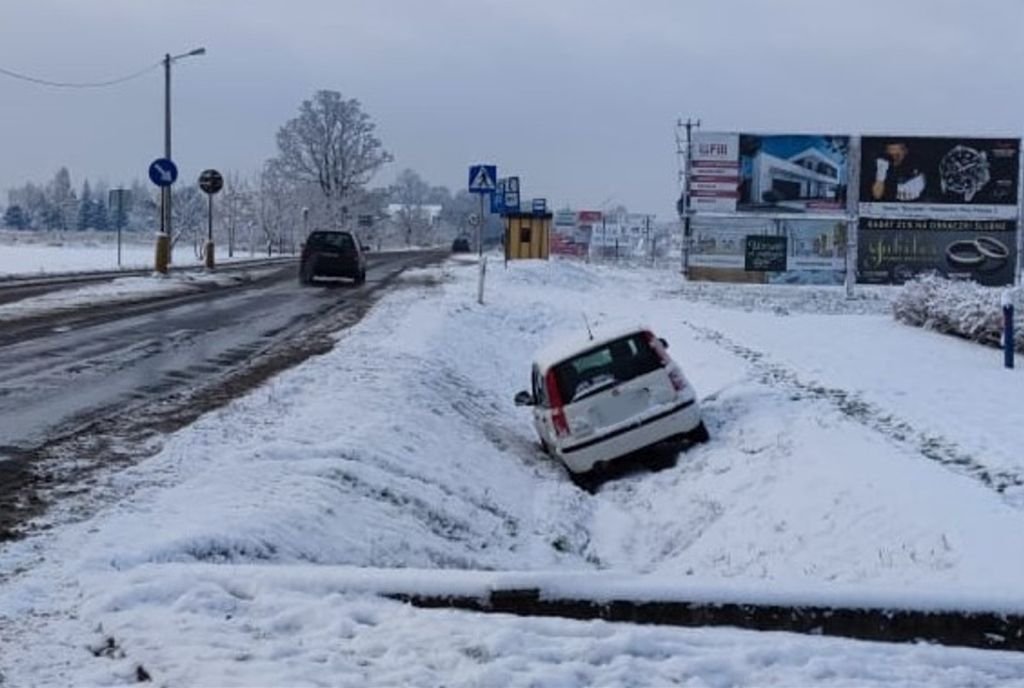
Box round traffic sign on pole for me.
[198,169,224,195]
[148,158,178,187]
[467,213,481,228]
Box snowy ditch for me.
[3,256,1024,684]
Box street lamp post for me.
[154,47,206,274]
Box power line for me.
[0,61,160,88]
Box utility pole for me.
[678,117,700,279]
[154,47,205,274]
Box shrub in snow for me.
[892,274,1023,352]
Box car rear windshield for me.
[308,232,356,251]
[552,333,662,403]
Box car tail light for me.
[646,330,686,392]
[545,369,571,437]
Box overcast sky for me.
[2,0,1023,218]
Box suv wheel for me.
[688,421,710,444]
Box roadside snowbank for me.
[2,255,1024,686]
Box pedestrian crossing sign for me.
[468,165,497,193]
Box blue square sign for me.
[468,165,497,194]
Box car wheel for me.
[570,470,601,494]
[355,270,366,285]
[688,421,710,444]
[299,265,314,285]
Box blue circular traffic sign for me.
[148,158,179,187]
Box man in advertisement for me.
[870,141,928,202]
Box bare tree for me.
[258,161,296,254]
[170,186,206,259]
[389,168,432,246]
[271,90,391,227]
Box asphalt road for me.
[0,249,444,539]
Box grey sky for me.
[1,0,1023,218]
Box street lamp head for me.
[170,47,207,62]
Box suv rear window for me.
[308,232,356,251]
[552,333,662,403]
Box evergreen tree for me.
[93,197,109,231]
[3,204,29,230]
[77,181,93,231]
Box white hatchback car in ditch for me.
[514,325,708,487]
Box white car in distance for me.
[514,325,708,489]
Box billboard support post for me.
[680,118,699,279]
[1017,137,1024,287]
[1003,291,1015,369]
[845,218,856,299]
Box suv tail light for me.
[646,331,686,392]
[545,369,571,437]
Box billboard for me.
[690,133,850,215]
[859,136,1020,220]
[738,134,850,213]
[549,210,593,258]
[689,132,740,213]
[691,217,847,283]
[857,218,1016,286]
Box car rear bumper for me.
[554,398,701,474]
[308,255,362,277]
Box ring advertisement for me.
[857,218,1017,286]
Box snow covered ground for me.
[2,255,1024,686]
[0,230,287,277]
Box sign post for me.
[468,163,497,303]
[149,157,179,274]
[198,168,224,269]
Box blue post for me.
[1004,302,1015,369]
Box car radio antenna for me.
[582,313,594,341]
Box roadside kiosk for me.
[504,212,551,260]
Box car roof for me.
[533,323,652,373]
[311,230,353,236]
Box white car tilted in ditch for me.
[514,324,708,488]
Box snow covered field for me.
[2,255,1024,686]
[0,231,286,276]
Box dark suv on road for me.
[299,230,367,285]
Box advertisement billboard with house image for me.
[738,134,850,213]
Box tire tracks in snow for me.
[683,320,1024,499]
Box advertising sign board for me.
[738,134,849,213]
[745,235,787,271]
[857,217,1017,286]
[859,136,1020,220]
[690,133,850,215]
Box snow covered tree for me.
[7,182,49,230]
[77,181,93,231]
[389,168,432,246]
[46,167,75,231]
[3,204,29,230]
[270,90,392,226]
[170,185,206,258]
